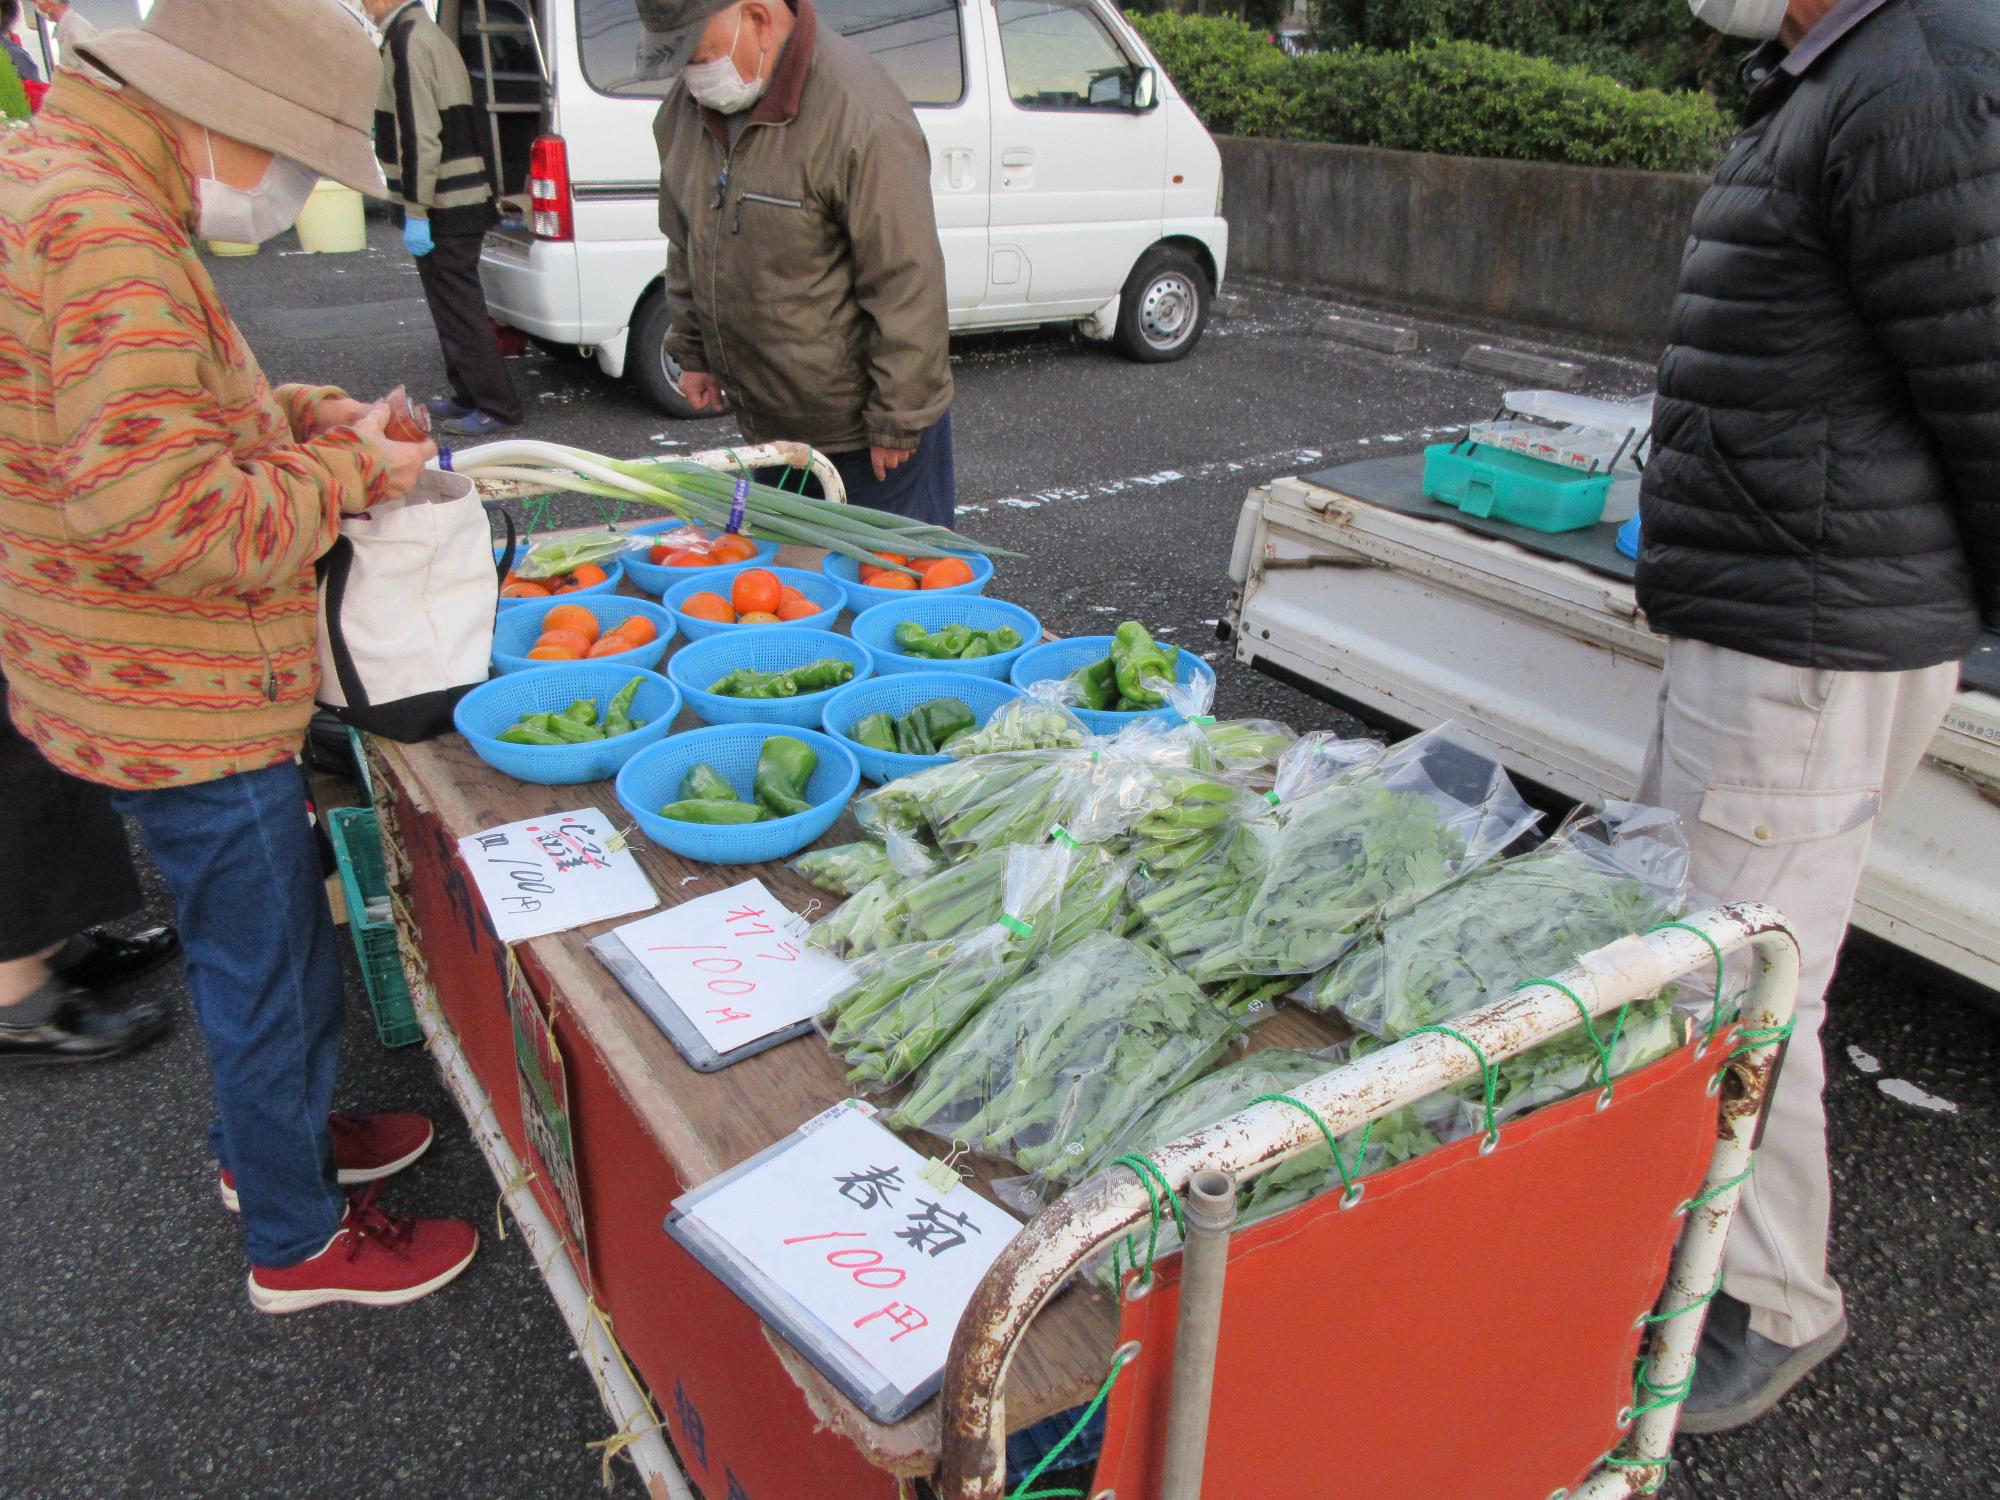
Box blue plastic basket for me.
[616,725,859,865]
[623,520,782,597]
[822,673,1026,784]
[1009,635,1217,733]
[820,549,994,612]
[453,663,680,784]
[490,595,677,675]
[667,627,873,728]
[661,566,845,641]
[496,557,626,609]
[848,595,1042,681]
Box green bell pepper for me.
[895,710,933,757]
[679,764,740,803]
[657,799,769,825]
[497,724,565,746]
[547,714,606,743]
[852,712,899,753]
[782,658,856,694]
[709,667,799,699]
[754,735,819,818]
[983,626,1023,653]
[1110,622,1175,709]
[1069,657,1118,712]
[917,696,975,751]
[604,676,644,737]
[959,635,992,660]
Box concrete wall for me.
[1218,136,1709,349]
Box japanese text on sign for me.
[611,879,851,1053]
[457,807,657,943]
[676,1108,1019,1396]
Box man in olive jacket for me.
[645,0,955,525]
[1639,0,1998,1432]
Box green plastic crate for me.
[1422,441,1613,533]
[327,805,421,1048]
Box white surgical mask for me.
[683,12,768,114]
[1687,0,1791,40]
[195,130,320,245]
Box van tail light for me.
[528,134,574,242]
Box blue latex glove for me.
[403,217,435,258]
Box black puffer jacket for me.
[1638,0,2000,671]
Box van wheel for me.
[1111,247,1210,363]
[631,292,727,419]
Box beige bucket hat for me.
[78,0,388,196]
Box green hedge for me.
[1130,13,1728,174]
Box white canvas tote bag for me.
[315,467,502,741]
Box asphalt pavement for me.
[4,216,1995,1500]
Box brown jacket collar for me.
[36,74,196,230]
[700,0,815,139]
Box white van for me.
[469,0,1229,415]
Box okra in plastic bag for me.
[945,695,1092,758]
[790,840,896,897]
[1310,801,1692,1039]
[807,870,921,958]
[513,530,632,580]
[888,934,1239,1182]
[819,845,1071,1091]
[1192,726,1543,983]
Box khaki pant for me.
[1637,638,1957,1348]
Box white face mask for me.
[194,130,320,245]
[684,11,768,114]
[1687,0,1791,40]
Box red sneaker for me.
[219,1111,434,1213]
[246,1186,477,1314]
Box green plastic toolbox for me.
[1422,441,1613,533]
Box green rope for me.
[1407,1024,1501,1143]
[1005,1356,1131,1500]
[1647,920,1741,1036]
[1516,977,1630,1100]
[1683,1163,1754,1215]
[1730,1017,1795,1060]
[1108,1153,1184,1287]
[1249,1093,1375,1202]
[1626,1360,1696,1423]
[1640,1269,1725,1325]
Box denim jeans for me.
[112,759,346,1267]
[757,413,957,530]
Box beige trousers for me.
[1637,638,1958,1348]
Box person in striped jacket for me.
[366,0,522,437]
[0,0,480,1312]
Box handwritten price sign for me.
[672,1106,1018,1408]
[614,879,851,1052]
[456,807,658,943]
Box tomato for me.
[681,592,736,624]
[731,568,782,616]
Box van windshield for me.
[579,0,965,106]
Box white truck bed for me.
[1224,463,2000,994]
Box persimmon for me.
[606,615,658,646]
[731,568,782,616]
[526,642,580,661]
[870,572,916,591]
[737,610,781,625]
[568,563,610,587]
[500,579,551,599]
[532,628,593,658]
[920,557,975,590]
[776,596,821,621]
[666,548,715,567]
[542,604,601,644]
[681,592,736,624]
[710,533,758,563]
[586,636,637,658]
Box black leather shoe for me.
[50,925,181,992]
[0,985,171,1066]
